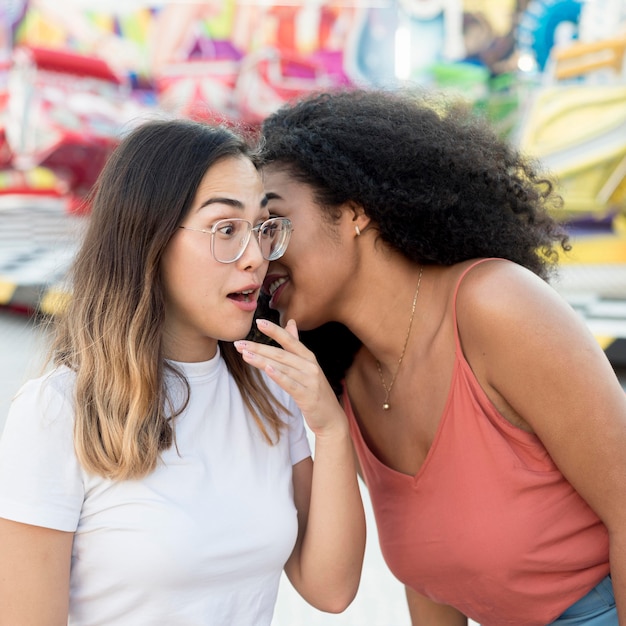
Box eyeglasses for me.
[179,217,293,264]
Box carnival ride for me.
[514,0,626,362]
[0,0,624,360]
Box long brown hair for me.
[51,119,285,480]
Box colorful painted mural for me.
[0,1,624,214]
[0,0,624,358]
[0,1,523,199]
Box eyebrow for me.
[196,196,269,211]
[197,197,243,211]
[264,192,282,201]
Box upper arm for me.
[458,261,626,529]
[283,456,313,584]
[0,517,73,626]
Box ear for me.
[346,201,371,234]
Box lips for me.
[227,283,262,303]
[262,273,289,308]
[227,286,261,313]
[227,288,257,303]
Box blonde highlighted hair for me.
[51,119,284,480]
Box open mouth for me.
[263,275,288,297]
[228,288,257,303]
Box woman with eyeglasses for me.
[248,88,626,625]
[0,118,365,625]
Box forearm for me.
[406,585,467,626]
[235,320,366,609]
[288,425,366,612]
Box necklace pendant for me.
[382,402,390,411]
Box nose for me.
[237,231,266,270]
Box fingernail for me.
[256,319,269,327]
[234,341,246,350]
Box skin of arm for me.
[0,518,72,625]
[457,260,626,624]
[406,585,467,625]
[235,318,366,612]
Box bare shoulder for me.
[455,258,558,304]
[453,258,586,344]
[452,259,620,432]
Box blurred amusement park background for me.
[0,0,625,366]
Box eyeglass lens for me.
[213,218,291,263]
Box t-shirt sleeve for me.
[0,372,84,532]
[283,394,311,466]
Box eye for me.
[214,221,238,239]
[260,221,278,238]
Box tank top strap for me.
[451,258,501,351]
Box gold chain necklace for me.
[376,267,423,411]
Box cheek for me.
[161,238,213,303]
[288,247,344,309]
[290,225,338,265]
[162,242,188,293]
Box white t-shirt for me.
[0,349,311,625]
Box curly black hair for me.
[258,87,571,395]
[260,87,570,278]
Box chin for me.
[220,325,254,343]
[280,311,320,332]
[272,301,317,331]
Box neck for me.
[337,256,427,369]
[374,265,422,410]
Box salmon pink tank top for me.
[343,259,609,626]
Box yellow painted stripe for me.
[594,336,615,350]
[39,288,71,316]
[561,235,626,264]
[0,280,16,304]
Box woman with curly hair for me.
[0,118,365,625]
[242,88,626,625]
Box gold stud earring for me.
[355,225,361,236]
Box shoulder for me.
[455,257,544,294]
[454,258,572,331]
[40,365,76,395]
[1,366,78,469]
[20,365,75,400]
[0,367,83,532]
[452,258,601,388]
[452,257,596,369]
[8,366,76,428]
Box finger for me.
[235,340,316,381]
[239,350,335,417]
[237,344,340,422]
[285,318,299,339]
[238,347,305,392]
[255,319,308,355]
[234,338,296,362]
